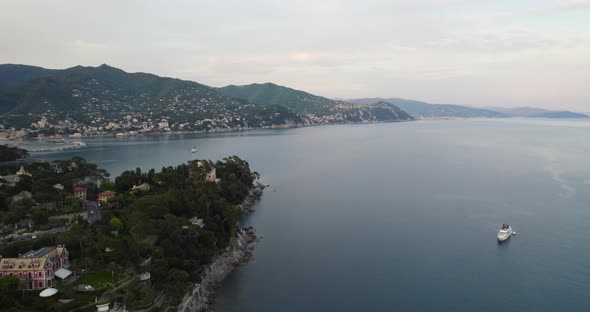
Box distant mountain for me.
[0,64,58,91]
[0,64,302,131]
[530,111,588,118]
[218,83,414,123]
[489,107,588,118]
[488,107,548,117]
[348,98,505,118]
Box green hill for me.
[218,83,339,115]
[218,83,414,123]
[0,64,58,91]
[348,98,505,118]
[0,64,302,131]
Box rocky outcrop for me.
[177,228,258,312]
[177,182,264,312]
[239,182,265,213]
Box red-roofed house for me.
[73,187,87,201]
[97,190,116,203]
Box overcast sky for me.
[1,0,589,110]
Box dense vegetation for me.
[0,145,28,162]
[0,64,301,131]
[218,82,342,115]
[0,155,259,311]
[0,157,107,225]
[0,64,57,91]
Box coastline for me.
[177,182,265,312]
[19,118,418,153]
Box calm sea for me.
[38,119,590,311]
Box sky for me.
[1,0,589,110]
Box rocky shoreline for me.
[177,182,265,312]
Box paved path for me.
[86,201,101,224]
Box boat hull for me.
[497,227,513,242]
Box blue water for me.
[38,119,590,311]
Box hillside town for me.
[0,101,409,141]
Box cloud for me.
[72,40,113,53]
[538,0,590,12]
[387,45,418,53]
[425,29,585,52]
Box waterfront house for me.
[0,245,69,290]
[132,183,151,191]
[194,161,217,183]
[73,186,87,201]
[189,217,205,228]
[205,168,217,183]
[97,190,116,202]
[158,121,169,129]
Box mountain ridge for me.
[348,97,505,118]
[217,83,414,123]
[488,106,588,118]
[0,64,414,137]
[0,64,59,91]
[0,64,302,132]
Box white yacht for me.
[191,147,198,153]
[497,224,513,242]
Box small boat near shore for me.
[497,224,513,242]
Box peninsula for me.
[0,155,263,311]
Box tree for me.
[4,198,34,224]
[0,275,19,308]
[13,175,33,193]
[31,207,49,227]
[115,170,141,192]
[0,145,28,162]
[109,217,123,232]
[100,180,115,192]
[62,195,83,213]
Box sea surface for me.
[37,119,590,311]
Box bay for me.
[38,119,590,311]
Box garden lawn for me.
[75,270,113,288]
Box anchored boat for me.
[497,224,513,242]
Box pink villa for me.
[0,245,70,290]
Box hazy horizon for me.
[1,0,589,111]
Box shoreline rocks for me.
[239,182,265,213]
[177,182,264,312]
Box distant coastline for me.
[16,118,418,152]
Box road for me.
[86,201,101,224]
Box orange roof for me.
[73,186,87,192]
[98,190,116,196]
